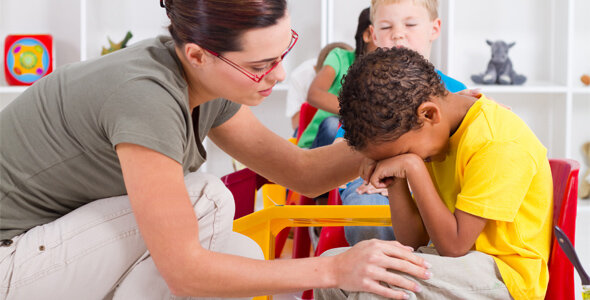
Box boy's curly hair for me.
[339,47,447,151]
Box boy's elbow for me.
[436,244,471,258]
[438,249,468,258]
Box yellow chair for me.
[233,204,391,300]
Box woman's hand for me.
[456,89,511,110]
[456,88,481,98]
[331,239,431,299]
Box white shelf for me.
[579,199,590,213]
[572,88,590,94]
[0,86,28,94]
[472,83,569,94]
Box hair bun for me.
[160,0,172,10]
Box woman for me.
[0,1,429,299]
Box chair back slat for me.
[545,159,580,300]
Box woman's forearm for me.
[292,141,363,197]
[171,249,337,297]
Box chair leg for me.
[292,227,312,258]
[315,226,349,257]
[301,289,314,299]
[274,227,290,258]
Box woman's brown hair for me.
[162,0,287,53]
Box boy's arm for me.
[386,177,430,249]
[369,154,487,257]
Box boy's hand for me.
[359,157,377,183]
[368,154,423,188]
[356,182,389,196]
[332,239,431,299]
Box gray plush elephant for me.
[471,40,526,85]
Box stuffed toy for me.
[471,40,526,85]
[581,142,590,199]
[101,31,133,56]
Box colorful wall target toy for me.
[4,34,53,86]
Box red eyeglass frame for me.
[203,29,299,83]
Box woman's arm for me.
[368,154,487,257]
[116,143,430,298]
[306,65,340,114]
[208,106,363,197]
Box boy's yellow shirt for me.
[427,95,553,300]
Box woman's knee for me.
[223,232,264,260]
[184,172,235,217]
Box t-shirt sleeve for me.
[455,141,538,222]
[323,48,342,71]
[335,126,345,139]
[437,70,467,93]
[210,98,241,128]
[99,80,188,164]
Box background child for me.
[285,42,353,135]
[297,7,376,149]
[318,47,552,300]
[340,0,467,246]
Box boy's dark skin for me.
[340,47,491,257]
[359,93,487,257]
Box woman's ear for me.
[417,101,441,124]
[183,43,208,68]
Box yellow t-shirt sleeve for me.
[456,141,538,222]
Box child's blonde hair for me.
[370,0,439,21]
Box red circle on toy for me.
[4,34,53,86]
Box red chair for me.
[221,168,270,220]
[545,158,580,300]
[307,158,580,300]
[279,102,320,259]
[296,102,318,141]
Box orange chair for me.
[545,158,580,300]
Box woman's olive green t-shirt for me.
[0,36,241,239]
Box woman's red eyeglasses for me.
[203,30,299,83]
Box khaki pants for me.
[0,172,263,300]
[315,246,512,300]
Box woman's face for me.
[200,13,293,106]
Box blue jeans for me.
[340,177,395,245]
[311,116,339,149]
